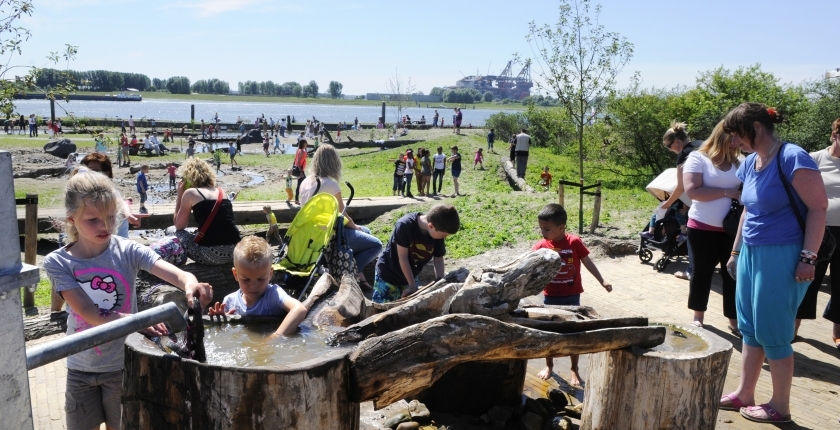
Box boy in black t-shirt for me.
[372,204,460,303]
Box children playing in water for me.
[263,205,281,245]
[533,204,612,386]
[372,204,460,303]
[208,237,307,338]
[167,162,177,192]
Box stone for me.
[396,422,420,430]
[521,412,543,430]
[524,397,549,418]
[565,403,583,419]
[550,416,572,430]
[548,389,569,410]
[383,413,411,429]
[486,405,512,427]
[408,400,431,422]
[537,398,556,414]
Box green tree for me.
[166,76,191,94]
[527,0,633,233]
[328,80,343,98]
[787,78,840,152]
[308,80,319,97]
[483,91,494,102]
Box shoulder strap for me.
[194,187,224,243]
[776,143,807,232]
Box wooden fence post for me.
[558,182,565,207]
[589,183,602,234]
[24,194,37,308]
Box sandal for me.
[833,337,840,350]
[719,393,749,411]
[740,404,791,423]
[728,326,743,338]
[690,321,703,328]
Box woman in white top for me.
[299,144,383,288]
[799,117,840,348]
[683,121,743,334]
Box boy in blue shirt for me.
[208,236,307,339]
[136,164,149,214]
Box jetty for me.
[17,196,426,234]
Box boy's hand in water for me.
[208,302,235,316]
[140,322,168,337]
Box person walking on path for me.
[720,103,827,424]
[487,128,495,153]
[293,140,308,205]
[403,149,415,198]
[432,146,447,196]
[28,114,37,137]
[797,116,840,348]
[128,115,135,134]
[682,121,742,334]
[448,146,463,196]
[433,110,439,128]
[453,107,463,135]
[515,128,531,178]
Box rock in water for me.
[408,400,431,422]
[521,412,543,430]
[383,413,411,429]
[396,422,420,430]
[486,405,512,427]
[548,389,569,410]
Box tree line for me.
[486,64,840,186]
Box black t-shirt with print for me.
[375,212,446,286]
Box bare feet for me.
[569,368,582,387]
[537,366,553,380]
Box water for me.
[12,98,516,126]
[203,321,349,367]
[648,325,708,353]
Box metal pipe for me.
[25,302,187,370]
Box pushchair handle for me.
[343,181,354,215]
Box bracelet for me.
[801,250,818,259]
[723,188,728,198]
[799,256,817,266]
[730,250,740,256]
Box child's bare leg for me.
[569,354,582,386]
[538,357,554,380]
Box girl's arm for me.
[683,171,740,202]
[792,168,828,280]
[173,187,195,230]
[149,259,213,307]
[272,298,308,337]
[581,256,612,291]
[726,207,747,280]
[62,288,127,326]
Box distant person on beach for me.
[167,162,177,192]
[211,149,221,173]
[273,134,282,154]
[136,164,149,214]
[120,118,126,133]
[487,128,495,153]
[454,107,463,135]
[420,149,432,196]
[292,140,308,205]
[474,148,484,170]
[433,110,439,128]
[185,140,195,159]
[280,117,287,137]
[262,133,270,157]
[432,146,446,196]
[515,128,531,178]
[29,114,37,137]
[128,115,135,133]
[201,120,207,138]
[18,114,25,134]
[447,146,463,196]
[120,132,130,166]
[239,122,245,135]
[229,141,239,167]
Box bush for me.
[483,91,494,102]
[485,112,527,143]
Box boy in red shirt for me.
[167,162,177,192]
[533,203,612,386]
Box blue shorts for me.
[451,168,461,178]
[544,294,581,306]
[372,273,420,303]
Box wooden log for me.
[580,325,733,430]
[122,333,360,430]
[448,249,562,316]
[312,275,366,328]
[349,314,666,408]
[589,183,602,234]
[414,359,527,414]
[300,273,337,311]
[361,267,469,318]
[23,311,67,341]
[501,157,534,193]
[502,316,648,334]
[329,283,462,345]
[510,304,601,321]
[23,194,37,308]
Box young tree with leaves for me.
[328,81,343,99]
[526,0,633,233]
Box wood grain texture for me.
[348,314,665,408]
[580,326,733,430]
[312,275,366,328]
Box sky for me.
[12,0,840,96]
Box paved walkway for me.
[26,253,840,429]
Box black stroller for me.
[637,168,690,272]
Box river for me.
[11,98,518,126]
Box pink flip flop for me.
[740,404,792,423]
[719,393,748,411]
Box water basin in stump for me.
[203,322,343,367]
[648,324,708,353]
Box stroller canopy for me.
[273,192,339,277]
[646,168,692,206]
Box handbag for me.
[194,187,223,244]
[722,198,744,238]
[324,215,357,277]
[291,165,301,177]
[776,143,836,262]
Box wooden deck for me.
[17,196,429,233]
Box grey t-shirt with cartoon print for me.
[43,236,159,372]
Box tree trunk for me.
[580,325,733,430]
[349,314,665,408]
[122,333,359,430]
[23,311,67,341]
[312,275,366,328]
[414,359,527,414]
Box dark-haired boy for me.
[533,203,612,386]
[373,204,460,303]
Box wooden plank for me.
[17,196,422,233]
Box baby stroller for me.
[638,168,691,272]
[272,179,356,300]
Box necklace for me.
[755,140,780,172]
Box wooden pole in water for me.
[23,194,37,308]
[589,182,602,234]
[558,182,565,207]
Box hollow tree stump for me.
[414,359,527,414]
[580,325,732,430]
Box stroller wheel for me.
[639,248,653,263]
[654,258,669,272]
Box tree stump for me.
[414,359,526,414]
[122,334,359,430]
[580,324,732,430]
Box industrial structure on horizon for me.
[453,60,533,100]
